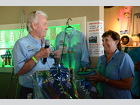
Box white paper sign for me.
[87,21,104,57]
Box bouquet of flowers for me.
[32,63,78,99]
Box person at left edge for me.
[12,10,60,99]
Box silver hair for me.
[26,10,48,32]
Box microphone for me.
[42,40,50,64]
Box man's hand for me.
[53,50,61,59]
[35,47,52,60]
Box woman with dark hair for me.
[86,30,134,99]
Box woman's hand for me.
[86,70,106,83]
[86,70,133,90]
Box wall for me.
[104,6,123,33]
[89,6,104,68]
[104,6,140,43]
[0,6,101,25]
